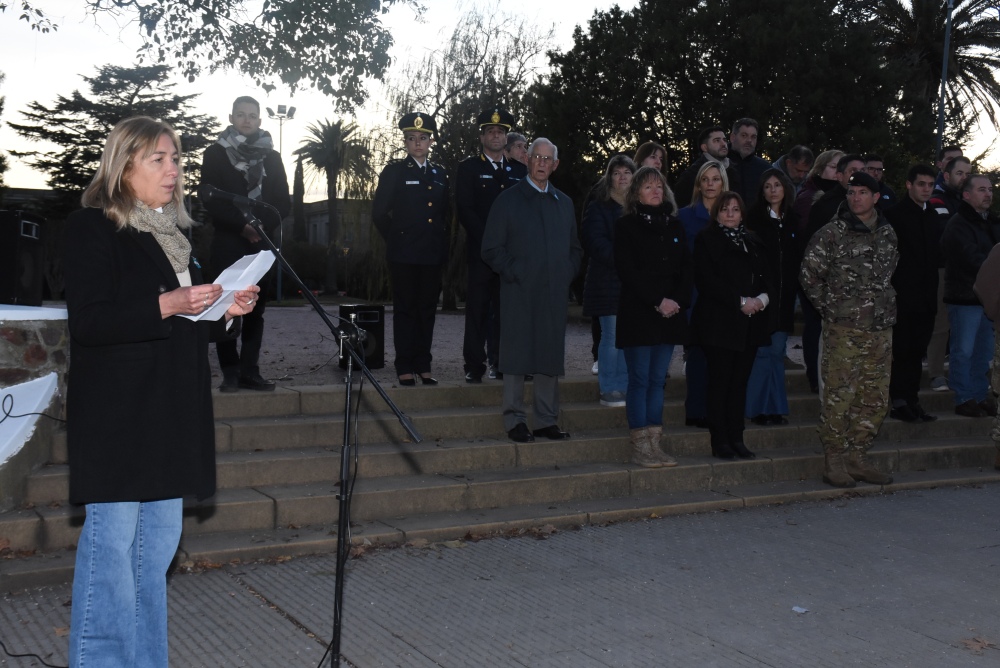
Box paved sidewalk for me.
[2,485,999,667]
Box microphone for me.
[197,184,268,209]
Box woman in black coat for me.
[582,153,636,407]
[64,116,259,667]
[614,166,692,468]
[691,192,772,459]
[745,168,799,425]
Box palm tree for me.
[295,118,372,291]
[873,0,1000,147]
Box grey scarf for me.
[128,201,191,273]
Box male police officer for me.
[456,108,527,383]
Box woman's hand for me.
[159,284,224,319]
[740,297,763,316]
[225,285,261,321]
[656,298,681,318]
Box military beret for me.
[477,107,515,131]
[398,112,436,135]
[847,171,880,193]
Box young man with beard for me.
[200,95,291,392]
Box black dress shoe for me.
[955,399,987,418]
[419,375,438,385]
[533,425,570,440]
[769,415,789,425]
[508,423,535,442]
[750,414,769,426]
[890,405,920,422]
[398,376,416,386]
[685,417,710,429]
[711,443,736,459]
[219,373,240,393]
[913,405,938,422]
[731,441,756,459]
[465,372,483,384]
[238,374,275,391]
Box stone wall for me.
[0,314,68,511]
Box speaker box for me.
[0,210,45,307]
[338,303,385,370]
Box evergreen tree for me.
[9,64,218,193]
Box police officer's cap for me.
[399,112,436,135]
[477,107,515,131]
[847,171,880,193]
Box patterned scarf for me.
[127,201,192,273]
[216,126,275,200]
[718,222,748,248]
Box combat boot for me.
[846,448,893,485]
[646,425,678,467]
[823,448,856,488]
[630,428,664,468]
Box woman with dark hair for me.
[676,161,728,428]
[634,141,669,180]
[745,168,799,425]
[582,154,637,406]
[64,116,260,666]
[691,192,771,459]
[614,166,692,467]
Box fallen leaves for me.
[961,637,998,654]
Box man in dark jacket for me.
[200,95,291,391]
[727,118,771,204]
[800,171,898,489]
[941,175,1000,417]
[673,125,739,208]
[456,108,527,383]
[864,153,897,211]
[773,145,814,193]
[482,138,583,443]
[885,165,940,423]
[926,155,972,391]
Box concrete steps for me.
[2,371,997,590]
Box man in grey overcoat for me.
[482,138,583,442]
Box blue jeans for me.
[947,304,994,404]
[623,344,674,429]
[70,499,183,668]
[598,315,628,394]
[745,331,789,416]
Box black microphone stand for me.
[231,201,421,668]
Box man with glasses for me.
[673,125,739,208]
[482,138,582,443]
[864,153,897,210]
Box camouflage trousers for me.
[818,323,891,454]
[991,330,1000,447]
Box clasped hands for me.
[656,298,681,318]
[740,296,764,316]
[159,284,261,321]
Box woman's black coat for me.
[581,197,624,317]
[745,206,799,333]
[691,223,773,351]
[64,208,232,504]
[613,204,692,348]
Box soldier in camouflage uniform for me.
[799,171,899,487]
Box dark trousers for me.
[591,317,601,362]
[463,257,500,375]
[684,345,708,419]
[217,287,266,377]
[704,344,758,446]
[390,262,442,376]
[800,289,822,390]
[890,308,936,406]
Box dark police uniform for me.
[456,107,527,381]
[373,113,450,380]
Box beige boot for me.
[630,428,664,468]
[646,425,678,467]
[823,448,857,488]
[846,447,893,485]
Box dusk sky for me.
[0,0,635,196]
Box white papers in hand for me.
[180,251,276,322]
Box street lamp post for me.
[936,0,955,159]
[266,105,296,302]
